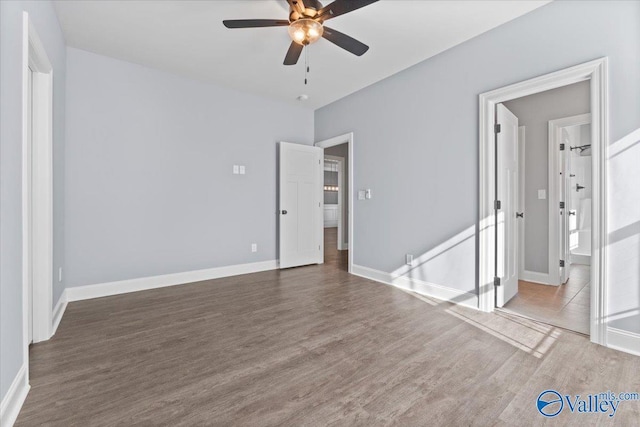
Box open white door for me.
[279,142,323,269]
[496,104,519,307]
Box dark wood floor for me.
[17,234,640,425]
[503,264,590,335]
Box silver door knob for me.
[281,210,288,215]
[516,212,524,218]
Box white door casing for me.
[496,104,519,307]
[479,58,608,347]
[279,142,323,269]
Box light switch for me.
[233,165,239,174]
[365,189,372,199]
[358,190,366,200]
[538,189,546,200]
[251,243,257,253]
[239,165,246,175]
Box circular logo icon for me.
[537,390,563,417]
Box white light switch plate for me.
[233,165,239,174]
[538,189,546,200]
[365,189,372,199]
[239,165,246,175]
[358,190,366,200]
[251,243,257,253]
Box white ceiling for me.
[53,0,550,109]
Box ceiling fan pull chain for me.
[304,46,309,85]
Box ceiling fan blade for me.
[284,42,304,65]
[223,19,289,29]
[317,0,379,21]
[322,26,369,56]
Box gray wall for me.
[504,81,590,274]
[0,0,66,404]
[65,48,313,287]
[324,143,349,244]
[315,0,640,335]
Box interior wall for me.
[64,47,313,288]
[314,0,640,332]
[504,81,590,275]
[324,143,349,245]
[0,0,66,405]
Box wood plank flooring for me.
[16,237,639,425]
[503,264,590,334]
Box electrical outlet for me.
[406,254,414,266]
[251,243,258,253]
[58,267,63,282]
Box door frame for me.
[315,133,354,273]
[478,58,608,346]
[323,154,346,250]
[548,113,592,286]
[22,12,54,349]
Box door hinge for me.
[560,143,565,151]
[495,124,501,134]
[559,260,565,267]
[559,201,565,209]
[494,276,501,287]
[494,200,501,210]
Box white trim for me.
[606,328,640,357]
[478,58,608,347]
[520,270,551,286]
[66,260,278,302]
[22,11,54,347]
[548,113,591,286]
[315,133,354,273]
[0,364,30,427]
[351,264,478,309]
[51,289,68,336]
[324,154,346,250]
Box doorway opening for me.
[316,133,354,273]
[498,95,592,334]
[322,151,348,271]
[478,58,608,345]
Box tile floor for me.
[502,264,590,334]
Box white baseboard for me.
[66,260,279,302]
[607,327,640,357]
[571,254,591,265]
[351,264,478,309]
[520,270,551,285]
[0,364,30,427]
[51,289,68,335]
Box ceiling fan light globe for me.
[288,18,323,46]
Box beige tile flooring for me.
[502,264,590,335]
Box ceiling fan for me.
[223,0,379,65]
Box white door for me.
[279,142,323,269]
[496,104,519,307]
[27,67,34,344]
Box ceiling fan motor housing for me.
[289,0,324,21]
